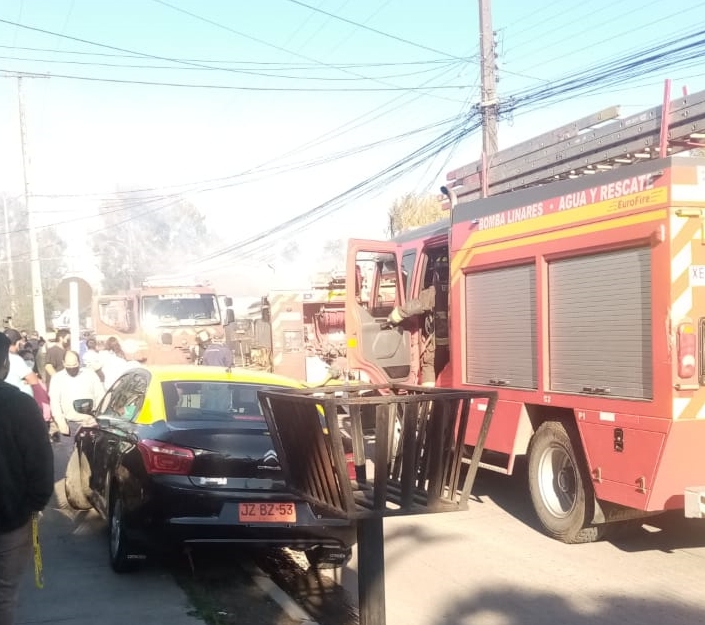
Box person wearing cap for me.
[4,329,39,398]
[49,351,105,439]
[0,332,54,625]
[201,333,234,368]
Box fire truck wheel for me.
[528,420,605,544]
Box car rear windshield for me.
[161,381,273,422]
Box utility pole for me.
[2,195,16,317]
[478,0,499,158]
[17,76,47,336]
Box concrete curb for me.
[240,561,320,625]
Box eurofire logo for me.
[258,449,281,470]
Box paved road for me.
[16,440,201,625]
[18,441,705,625]
[330,460,705,625]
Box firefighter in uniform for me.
[386,262,449,386]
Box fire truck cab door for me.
[346,239,413,384]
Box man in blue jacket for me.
[0,333,54,625]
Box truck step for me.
[460,456,510,475]
[684,486,705,518]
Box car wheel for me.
[108,494,140,573]
[65,448,91,510]
[527,421,606,544]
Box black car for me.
[64,365,355,573]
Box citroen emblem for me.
[258,449,281,470]
[263,449,278,465]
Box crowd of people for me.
[1,328,137,443]
[0,327,143,624]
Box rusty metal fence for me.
[258,384,498,625]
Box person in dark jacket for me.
[199,332,234,368]
[0,333,54,625]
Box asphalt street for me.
[15,437,202,625]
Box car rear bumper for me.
[127,481,356,550]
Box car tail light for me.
[138,439,194,475]
[345,452,356,480]
[677,321,697,379]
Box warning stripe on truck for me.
[670,166,705,420]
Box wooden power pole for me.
[478,0,499,158]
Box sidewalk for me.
[16,441,201,625]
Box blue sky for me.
[1,0,704,293]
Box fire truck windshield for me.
[142,295,221,326]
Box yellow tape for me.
[32,513,43,589]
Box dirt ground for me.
[170,546,358,625]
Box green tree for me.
[91,193,210,293]
[0,195,66,331]
[387,192,446,237]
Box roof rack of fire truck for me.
[445,80,705,203]
[141,274,211,288]
[310,270,346,290]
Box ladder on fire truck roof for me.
[445,80,705,203]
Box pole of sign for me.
[69,280,80,357]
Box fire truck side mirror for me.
[224,309,235,325]
[224,296,233,307]
[121,298,136,333]
[261,296,271,323]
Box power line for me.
[325,0,393,56]
[10,17,704,275]
[294,0,353,53]
[2,107,467,234]
[26,60,469,201]
[146,0,468,102]
[0,67,468,91]
[0,44,460,68]
[192,29,705,266]
[503,0,614,50]
[283,0,470,61]
[192,116,481,267]
[510,0,705,72]
[0,16,288,76]
[0,53,462,81]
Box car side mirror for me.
[73,398,94,415]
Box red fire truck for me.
[92,275,233,364]
[243,272,349,382]
[344,83,705,543]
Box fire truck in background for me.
[345,83,705,543]
[92,275,234,364]
[238,271,350,382]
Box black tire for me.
[108,494,140,573]
[65,448,91,510]
[528,421,605,544]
